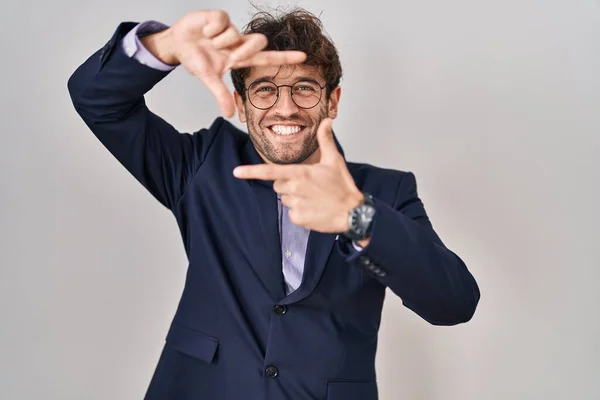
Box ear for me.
[233,91,247,123]
[326,86,342,119]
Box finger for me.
[280,193,300,209]
[316,118,340,165]
[179,46,235,118]
[233,164,300,181]
[227,34,267,62]
[280,193,291,207]
[231,50,307,68]
[181,48,235,118]
[211,24,243,49]
[202,10,231,38]
[287,207,307,228]
[273,179,305,196]
[273,179,287,195]
[199,73,236,118]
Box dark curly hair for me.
[230,7,342,102]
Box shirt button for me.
[265,366,279,378]
[285,250,292,258]
[273,305,288,315]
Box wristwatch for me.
[341,193,376,241]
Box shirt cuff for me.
[121,21,177,71]
[351,241,364,251]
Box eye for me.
[249,82,277,95]
[294,83,318,92]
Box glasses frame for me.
[245,79,328,110]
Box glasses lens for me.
[248,81,278,109]
[247,81,324,109]
[292,81,322,109]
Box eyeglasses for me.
[245,79,327,110]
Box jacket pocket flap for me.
[327,380,378,400]
[166,323,219,363]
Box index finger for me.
[233,164,300,181]
[232,50,307,68]
[228,33,306,67]
[178,45,236,118]
[198,72,235,118]
[229,39,307,68]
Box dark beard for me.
[246,105,328,164]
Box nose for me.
[272,86,299,116]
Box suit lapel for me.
[241,140,286,301]
[282,230,337,304]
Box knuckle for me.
[226,26,239,39]
[274,181,285,193]
[288,181,299,193]
[253,33,268,47]
[214,10,229,25]
[288,208,302,224]
[265,168,276,179]
[289,197,300,209]
[299,168,310,180]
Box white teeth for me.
[271,125,302,135]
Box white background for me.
[1,0,599,399]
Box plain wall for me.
[1,0,599,399]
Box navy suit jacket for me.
[67,22,480,400]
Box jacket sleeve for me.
[67,22,219,210]
[337,171,481,326]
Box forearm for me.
[66,22,197,210]
[365,205,479,325]
[338,172,480,326]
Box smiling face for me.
[234,64,341,165]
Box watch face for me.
[359,205,376,222]
[343,195,376,240]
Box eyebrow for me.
[251,76,323,85]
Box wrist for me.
[341,192,376,241]
[341,191,364,231]
[356,237,371,248]
[140,28,179,66]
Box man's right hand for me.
[141,10,307,118]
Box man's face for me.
[234,65,341,165]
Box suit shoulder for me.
[346,161,412,182]
[194,117,252,168]
[200,117,249,148]
[346,161,417,203]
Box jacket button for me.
[265,366,279,378]
[273,305,288,315]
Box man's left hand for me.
[233,118,363,233]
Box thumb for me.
[317,118,340,165]
[199,73,236,118]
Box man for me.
[68,7,480,400]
